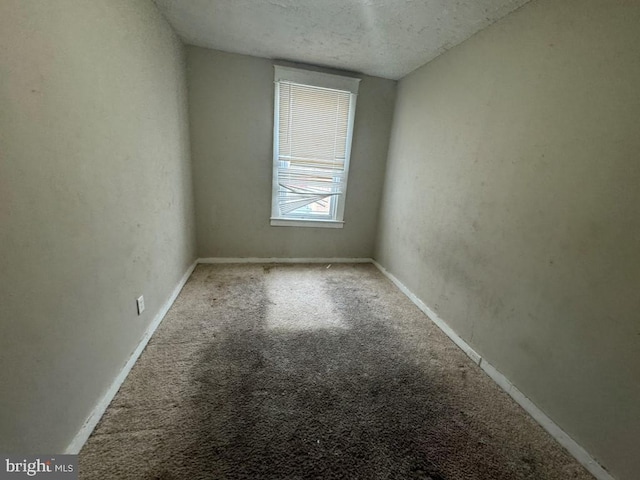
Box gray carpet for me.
[80,264,593,479]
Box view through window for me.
[270,66,360,228]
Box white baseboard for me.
[198,257,373,264]
[373,260,482,366]
[66,255,613,480]
[479,361,612,479]
[65,259,198,454]
[371,260,614,480]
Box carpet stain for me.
[80,264,594,480]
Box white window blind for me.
[271,67,359,228]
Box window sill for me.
[270,218,344,229]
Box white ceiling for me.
[153,0,530,80]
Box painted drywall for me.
[187,47,396,258]
[0,0,196,452]
[375,0,640,478]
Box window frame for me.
[270,66,360,229]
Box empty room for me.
[1,0,638,479]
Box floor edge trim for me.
[371,259,614,480]
[197,257,373,264]
[65,259,198,454]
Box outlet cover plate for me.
[136,295,145,315]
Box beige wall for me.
[187,47,396,258]
[0,0,196,452]
[375,1,640,478]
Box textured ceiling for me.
[153,0,530,80]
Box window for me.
[271,66,360,228]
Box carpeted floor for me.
[80,264,593,479]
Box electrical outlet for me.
[136,295,145,315]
